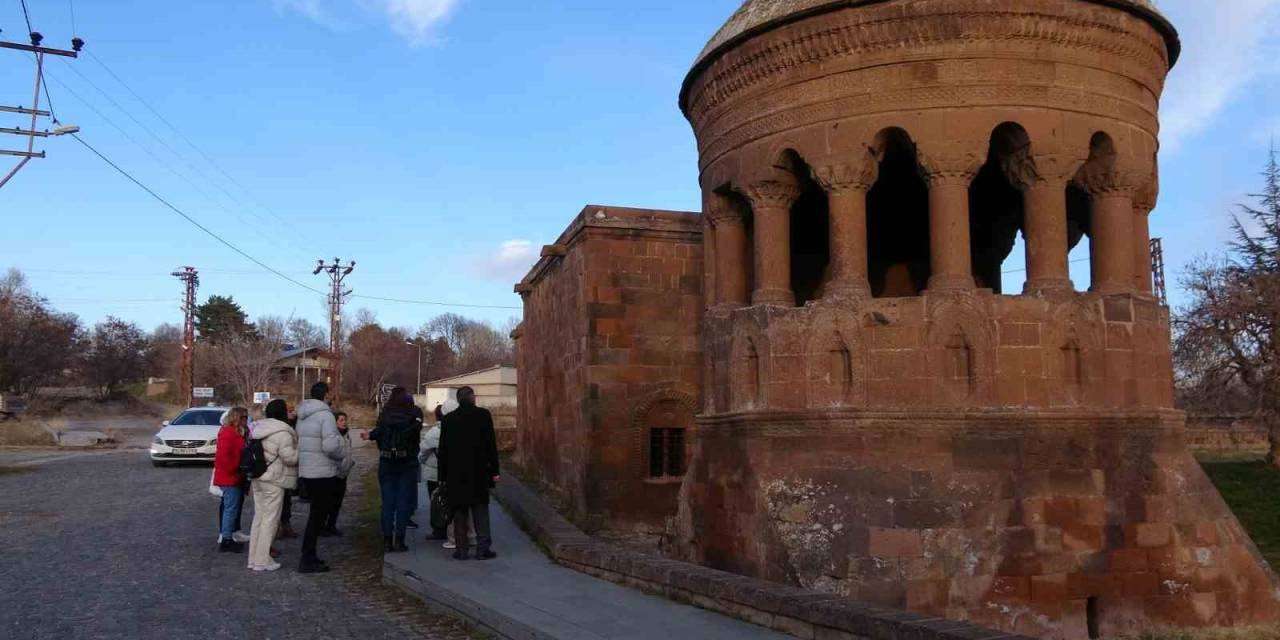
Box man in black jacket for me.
[438,386,500,560]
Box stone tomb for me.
[515,1,1280,637]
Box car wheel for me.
[151,460,167,468]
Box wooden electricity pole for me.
[314,258,354,404]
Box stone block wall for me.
[516,205,704,528]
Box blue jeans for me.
[219,485,244,539]
[379,464,417,538]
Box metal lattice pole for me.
[314,259,355,405]
[1150,238,1167,307]
[171,267,199,407]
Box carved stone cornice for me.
[917,143,985,187]
[739,180,801,210]
[1133,182,1158,212]
[809,149,880,194]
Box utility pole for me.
[0,30,83,190]
[314,258,355,404]
[1150,238,1168,307]
[171,267,199,407]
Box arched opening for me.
[945,328,974,397]
[867,128,930,297]
[829,336,853,402]
[1062,339,1083,404]
[774,151,830,305]
[744,339,762,408]
[1072,132,1118,292]
[969,123,1029,294]
[643,398,691,479]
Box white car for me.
[150,407,229,467]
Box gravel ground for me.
[0,446,478,640]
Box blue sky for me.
[1,0,1277,332]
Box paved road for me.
[0,448,475,640]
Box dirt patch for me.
[0,420,58,446]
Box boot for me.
[393,536,409,553]
[280,524,299,539]
[475,546,497,561]
[452,547,470,560]
[219,540,245,554]
[384,536,395,553]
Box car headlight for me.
[153,436,164,446]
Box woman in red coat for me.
[214,407,249,553]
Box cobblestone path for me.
[0,448,475,640]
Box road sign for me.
[253,392,271,405]
[193,387,214,399]
[378,383,396,405]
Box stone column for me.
[1013,153,1078,294]
[741,180,800,307]
[919,144,983,292]
[1080,164,1146,295]
[708,207,750,306]
[811,152,879,299]
[1132,187,1156,296]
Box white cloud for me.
[379,0,461,45]
[1159,0,1280,153]
[270,0,460,45]
[472,240,538,282]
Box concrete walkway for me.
[383,501,790,640]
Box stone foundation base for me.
[673,409,1280,639]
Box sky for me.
[1,0,1277,334]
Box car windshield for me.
[170,410,224,426]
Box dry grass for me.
[0,465,32,476]
[1118,625,1280,640]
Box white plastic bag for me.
[209,471,223,499]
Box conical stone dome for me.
[692,0,1179,70]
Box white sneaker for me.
[442,540,456,550]
[252,562,282,572]
[232,531,250,543]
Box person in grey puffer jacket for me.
[295,382,344,574]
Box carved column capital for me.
[706,203,745,226]
[1009,152,1086,190]
[1075,161,1151,197]
[739,179,801,210]
[810,149,880,193]
[917,142,985,187]
[1133,181,1158,213]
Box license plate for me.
[173,448,198,455]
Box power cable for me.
[83,50,325,248]
[17,0,32,34]
[69,134,522,312]
[70,133,328,297]
[67,0,76,36]
[52,58,315,259]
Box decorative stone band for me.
[492,472,1034,640]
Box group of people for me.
[368,385,501,560]
[208,381,501,573]
[211,382,355,573]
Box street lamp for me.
[406,340,422,398]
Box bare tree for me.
[0,268,83,395]
[345,322,415,404]
[286,317,326,349]
[205,316,287,404]
[1174,148,1280,466]
[83,317,150,397]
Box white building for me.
[417,365,518,412]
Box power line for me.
[70,133,327,297]
[18,0,33,34]
[351,293,521,310]
[67,0,76,36]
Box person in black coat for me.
[364,388,422,553]
[438,386,500,560]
